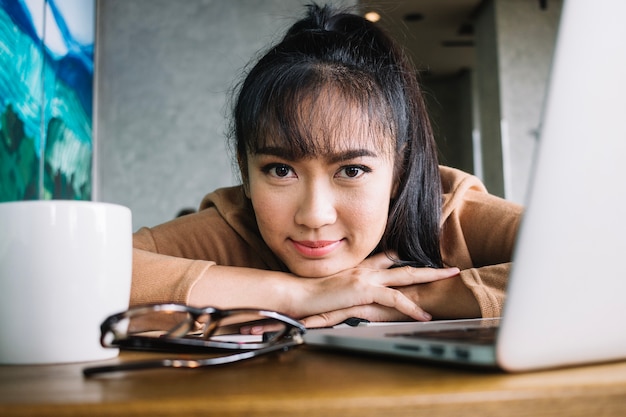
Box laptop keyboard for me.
[388,326,498,346]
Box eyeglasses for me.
[82,303,306,376]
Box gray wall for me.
[495,0,562,203]
[410,0,562,205]
[475,0,562,203]
[95,0,354,230]
[474,0,505,197]
[95,0,562,229]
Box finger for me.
[301,306,386,329]
[302,308,374,328]
[301,305,410,329]
[239,322,285,335]
[300,312,336,329]
[370,286,432,321]
[377,266,460,287]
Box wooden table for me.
[1,346,625,416]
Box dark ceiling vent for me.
[441,40,475,48]
[403,12,424,22]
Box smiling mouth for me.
[290,239,343,257]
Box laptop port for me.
[429,345,445,357]
[454,348,471,361]
[394,344,422,352]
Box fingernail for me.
[251,325,265,335]
[422,312,432,321]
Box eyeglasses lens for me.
[110,308,290,350]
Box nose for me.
[294,180,337,229]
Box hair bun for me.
[284,4,333,37]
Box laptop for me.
[304,0,626,372]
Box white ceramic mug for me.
[0,200,132,364]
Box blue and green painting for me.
[0,0,94,200]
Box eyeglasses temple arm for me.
[83,337,302,377]
[83,359,174,376]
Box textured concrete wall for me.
[474,0,562,202]
[474,0,505,198]
[95,0,560,229]
[95,0,354,230]
[496,0,563,203]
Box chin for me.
[287,261,354,278]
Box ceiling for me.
[358,0,483,78]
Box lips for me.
[290,239,343,257]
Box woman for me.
[131,4,522,328]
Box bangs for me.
[246,64,396,159]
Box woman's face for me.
[246,117,397,278]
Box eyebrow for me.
[255,146,379,164]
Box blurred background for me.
[94,0,563,230]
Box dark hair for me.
[231,4,443,268]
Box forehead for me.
[252,86,396,160]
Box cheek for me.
[341,186,392,238]
[249,190,291,242]
[348,199,389,236]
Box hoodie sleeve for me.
[130,186,283,307]
[439,166,523,317]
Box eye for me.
[263,163,295,178]
[336,165,371,179]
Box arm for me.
[130,192,458,324]
[441,186,522,318]
[186,260,459,321]
[132,242,459,323]
[425,167,522,318]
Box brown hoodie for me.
[131,166,522,318]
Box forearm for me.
[404,263,509,320]
[131,248,215,306]
[187,264,431,321]
[187,265,304,315]
[132,245,462,326]
[457,264,510,318]
[417,275,482,320]
[131,216,298,312]
[132,247,302,315]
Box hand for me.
[295,253,459,328]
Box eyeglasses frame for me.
[83,303,306,376]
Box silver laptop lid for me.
[496,0,626,371]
